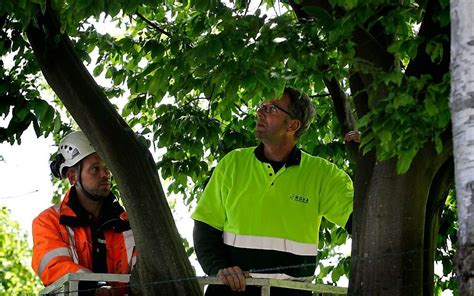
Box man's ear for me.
[66,169,77,186]
[288,119,301,134]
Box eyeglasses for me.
[257,103,291,116]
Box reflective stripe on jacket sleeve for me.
[123,229,136,269]
[38,247,72,276]
[32,206,90,286]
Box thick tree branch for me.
[25,3,200,295]
[323,77,356,133]
[348,73,370,119]
[351,20,395,72]
[323,77,359,160]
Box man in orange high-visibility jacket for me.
[32,131,136,295]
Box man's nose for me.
[99,168,111,178]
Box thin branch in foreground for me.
[310,93,331,98]
[135,12,171,37]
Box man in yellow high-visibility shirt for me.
[193,87,359,296]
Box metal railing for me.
[39,273,130,295]
[39,273,347,295]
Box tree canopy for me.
[0,0,460,295]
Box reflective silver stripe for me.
[38,247,71,276]
[52,204,60,213]
[250,273,314,282]
[76,268,92,273]
[66,226,80,264]
[123,229,136,269]
[223,232,317,256]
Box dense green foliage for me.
[0,0,456,293]
[0,207,42,294]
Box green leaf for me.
[255,72,273,90]
[32,100,49,119]
[149,72,167,95]
[225,79,239,101]
[190,15,206,36]
[396,148,417,174]
[332,227,348,245]
[424,98,438,116]
[40,108,55,130]
[18,0,27,9]
[385,71,403,86]
[93,64,104,77]
[14,105,30,122]
[393,93,415,109]
[434,136,443,154]
[331,261,344,283]
[192,0,209,12]
[317,264,333,280]
[105,66,116,79]
[106,1,121,16]
[356,114,371,129]
[426,39,444,64]
[53,114,61,134]
[343,0,358,10]
[76,0,93,13]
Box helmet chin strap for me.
[75,162,102,202]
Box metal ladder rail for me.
[39,273,347,296]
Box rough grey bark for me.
[25,5,201,296]
[348,145,452,295]
[450,1,474,294]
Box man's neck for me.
[76,189,103,219]
[262,140,296,162]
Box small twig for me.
[207,85,215,117]
[310,93,331,98]
[182,97,209,107]
[135,12,171,37]
[244,1,250,16]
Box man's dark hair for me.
[284,87,315,139]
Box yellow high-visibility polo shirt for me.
[192,146,353,256]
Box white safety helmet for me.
[50,131,96,179]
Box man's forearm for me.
[193,220,230,275]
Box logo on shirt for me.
[289,194,309,204]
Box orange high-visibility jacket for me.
[31,187,136,286]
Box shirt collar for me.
[253,143,301,167]
[60,187,128,230]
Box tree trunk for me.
[25,5,201,296]
[450,1,474,294]
[349,144,451,295]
